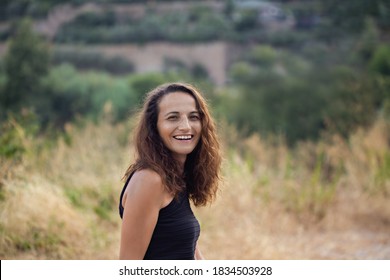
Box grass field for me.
[1,117,389,259]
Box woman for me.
[119,82,222,260]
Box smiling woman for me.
[119,82,222,260]
[157,92,202,165]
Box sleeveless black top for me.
[119,174,200,260]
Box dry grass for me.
[1,117,389,259]
[196,119,390,259]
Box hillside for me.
[0,1,296,86]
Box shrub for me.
[369,44,390,76]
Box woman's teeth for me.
[174,135,192,140]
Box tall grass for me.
[1,117,389,259]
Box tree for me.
[228,46,326,145]
[319,0,390,32]
[368,45,390,118]
[1,18,50,119]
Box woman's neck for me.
[174,156,186,174]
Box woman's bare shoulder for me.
[123,169,167,209]
[132,169,163,186]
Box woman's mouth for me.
[173,135,193,140]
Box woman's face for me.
[157,91,202,164]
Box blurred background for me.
[0,0,389,259]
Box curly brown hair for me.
[124,82,222,206]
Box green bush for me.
[369,44,390,76]
[0,120,26,159]
[128,73,168,105]
[224,40,390,144]
[0,111,39,160]
[1,18,49,117]
[54,6,234,44]
[41,64,137,127]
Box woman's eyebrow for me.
[165,110,199,116]
[164,111,180,117]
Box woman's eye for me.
[190,115,200,120]
[168,115,178,120]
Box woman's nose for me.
[178,117,191,130]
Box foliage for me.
[0,111,40,188]
[226,45,327,145]
[223,34,390,145]
[41,64,137,127]
[1,23,214,131]
[369,45,390,118]
[128,73,168,105]
[369,44,390,76]
[54,7,234,44]
[1,0,143,20]
[316,64,382,137]
[286,0,321,30]
[38,65,206,129]
[318,0,390,32]
[0,119,26,159]
[355,18,381,62]
[0,0,52,20]
[47,1,298,45]
[0,18,49,120]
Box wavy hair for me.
[124,82,222,206]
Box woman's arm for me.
[195,243,205,260]
[119,169,169,259]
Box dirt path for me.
[273,229,390,259]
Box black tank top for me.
[119,173,200,260]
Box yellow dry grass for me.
[0,117,389,259]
